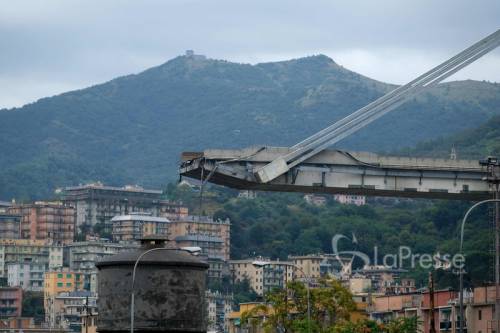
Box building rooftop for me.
[176,215,230,224]
[175,235,223,243]
[111,214,170,223]
[63,183,162,194]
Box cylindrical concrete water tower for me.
[96,237,209,333]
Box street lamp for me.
[458,199,500,333]
[130,246,202,333]
[252,260,312,333]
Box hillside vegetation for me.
[409,114,500,159]
[2,54,500,199]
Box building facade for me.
[0,239,63,277]
[288,255,323,280]
[0,214,21,239]
[170,216,230,261]
[229,259,294,295]
[0,287,23,318]
[44,270,85,299]
[59,183,186,228]
[0,201,11,214]
[67,240,138,291]
[7,262,47,291]
[8,202,75,245]
[333,194,366,206]
[206,290,233,333]
[356,265,405,294]
[45,291,97,332]
[170,216,230,280]
[111,213,170,242]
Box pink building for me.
[469,285,496,333]
[0,287,23,317]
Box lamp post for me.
[252,260,312,333]
[459,199,500,333]
[130,246,202,333]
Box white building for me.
[206,290,233,333]
[333,194,366,206]
[7,262,46,291]
[0,239,63,277]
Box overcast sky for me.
[1,0,499,109]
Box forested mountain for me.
[409,114,500,159]
[2,53,500,199]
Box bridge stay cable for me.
[255,29,500,183]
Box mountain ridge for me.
[1,53,500,200]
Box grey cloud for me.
[0,0,499,108]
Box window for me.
[57,282,63,287]
[66,274,72,278]
[66,283,72,287]
[478,309,482,320]
[57,273,63,278]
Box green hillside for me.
[409,114,500,159]
[1,54,500,200]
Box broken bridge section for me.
[180,147,492,200]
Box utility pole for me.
[495,186,500,333]
[480,157,500,333]
[85,295,89,333]
[429,271,436,333]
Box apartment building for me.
[59,183,187,228]
[333,194,366,206]
[67,240,138,291]
[206,290,233,333]
[44,270,86,328]
[349,275,372,294]
[469,285,495,333]
[0,201,11,214]
[288,255,323,280]
[170,216,230,260]
[170,215,230,280]
[0,214,21,239]
[0,239,63,277]
[356,265,406,294]
[8,202,75,245]
[111,213,170,242]
[0,287,23,318]
[7,262,47,291]
[45,291,97,332]
[303,194,327,206]
[229,259,294,295]
[44,270,85,298]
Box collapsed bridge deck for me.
[180,147,493,200]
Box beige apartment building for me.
[8,202,75,245]
[169,215,230,280]
[288,255,323,280]
[229,259,294,295]
[170,216,230,260]
[111,213,170,242]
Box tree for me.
[22,291,45,322]
[241,279,356,333]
